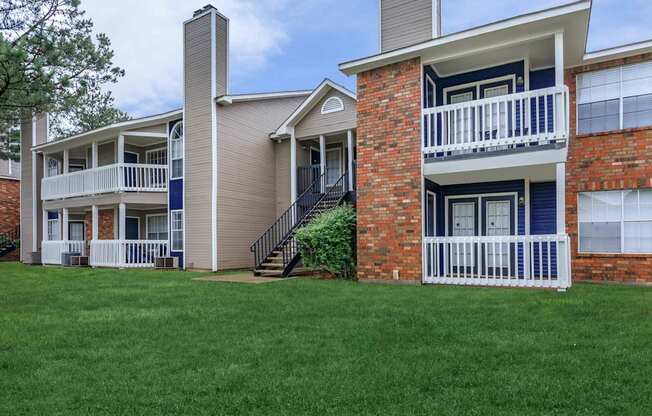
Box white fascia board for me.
[583,39,652,64]
[339,0,591,76]
[216,90,312,106]
[273,79,357,137]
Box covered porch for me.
[422,162,571,290]
[41,199,169,268]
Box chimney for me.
[379,0,442,53]
[182,5,229,271]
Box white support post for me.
[91,205,99,241]
[290,130,297,203]
[42,209,48,242]
[347,129,354,191]
[117,135,125,164]
[319,135,326,192]
[556,162,569,290]
[554,31,565,136]
[524,177,531,279]
[42,154,48,178]
[119,203,126,241]
[63,149,69,174]
[62,208,69,241]
[91,142,98,168]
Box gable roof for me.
[339,0,592,76]
[273,79,356,138]
[215,90,312,105]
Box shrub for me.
[295,204,356,279]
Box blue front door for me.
[126,218,139,240]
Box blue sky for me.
[83,0,652,117]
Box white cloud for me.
[81,0,290,117]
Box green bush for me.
[295,204,356,279]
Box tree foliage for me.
[295,204,357,279]
[0,0,126,145]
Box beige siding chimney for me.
[380,0,442,52]
[183,5,228,271]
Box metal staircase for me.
[0,225,19,259]
[251,170,350,277]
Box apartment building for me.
[0,154,20,260]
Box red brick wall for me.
[566,53,652,284]
[356,58,423,282]
[84,209,114,241]
[0,178,20,236]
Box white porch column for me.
[42,209,48,242]
[117,135,125,164]
[62,208,69,241]
[556,162,566,234]
[554,31,566,135]
[118,203,126,241]
[524,178,531,279]
[347,129,354,191]
[91,205,99,240]
[290,130,297,203]
[91,142,98,168]
[63,149,69,174]
[319,135,326,192]
[42,153,48,177]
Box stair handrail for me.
[250,170,330,269]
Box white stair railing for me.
[90,240,169,268]
[423,86,569,156]
[42,163,168,200]
[41,240,86,265]
[423,234,571,289]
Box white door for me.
[325,148,342,186]
[451,202,476,270]
[483,85,510,138]
[449,91,475,144]
[485,200,511,275]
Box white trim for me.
[169,121,184,180]
[442,75,516,104]
[377,0,382,53]
[339,0,591,75]
[125,215,141,240]
[444,192,519,238]
[420,61,426,282]
[321,96,345,114]
[425,73,436,108]
[556,163,565,235]
[145,213,168,240]
[170,209,185,252]
[31,150,37,252]
[524,178,531,236]
[120,131,168,138]
[181,16,187,271]
[216,90,311,105]
[432,0,441,38]
[425,190,437,237]
[583,39,652,64]
[145,147,168,165]
[210,10,218,272]
[347,129,354,191]
[325,146,343,186]
[290,129,297,203]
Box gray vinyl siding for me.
[0,159,19,179]
[184,13,214,270]
[294,91,357,139]
[216,96,305,270]
[274,139,290,217]
[215,14,228,97]
[20,116,47,263]
[98,142,115,166]
[380,0,433,52]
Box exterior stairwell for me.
[0,225,19,260]
[251,170,351,277]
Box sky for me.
[81,0,652,117]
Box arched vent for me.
[321,96,344,114]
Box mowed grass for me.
[1,262,651,415]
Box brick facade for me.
[566,53,652,284]
[356,58,423,282]
[84,209,115,241]
[0,178,20,236]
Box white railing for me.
[423,86,570,156]
[90,240,168,268]
[41,240,86,265]
[42,163,168,200]
[423,234,571,289]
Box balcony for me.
[42,240,169,268]
[42,163,168,200]
[423,86,569,158]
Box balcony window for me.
[578,189,652,253]
[146,214,168,240]
[47,158,59,177]
[146,148,168,165]
[171,210,184,251]
[577,62,652,134]
[170,122,183,179]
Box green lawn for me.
[1,262,651,415]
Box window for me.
[425,75,436,108]
[146,148,168,165]
[170,122,183,179]
[146,214,168,240]
[577,62,652,134]
[47,158,59,177]
[321,96,344,114]
[47,218,60,241]
[69,222,85,241]
[578,189,652,253]
[171,210,184,251]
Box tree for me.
[0,121,19,161]
[0,0,125,149]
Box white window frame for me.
[47,218,60,241]
[146,147,168,165]
[425,190,437,237]
[47,157,60,177]
[146,213,168,241]
[68,221,85,241]
[425,74,436,108]
[325,146,343,186]
[576,62,652,135]
[444,192,519,237]
[442,75,516,105]
[169,121,184,180]
[577,189,652,254]
[321,96,345,114]
[170,210,184,252]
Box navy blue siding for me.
[47,211,59,220]
[530,68,555,90]
[167,118,184,268]
[530,182,557,234]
